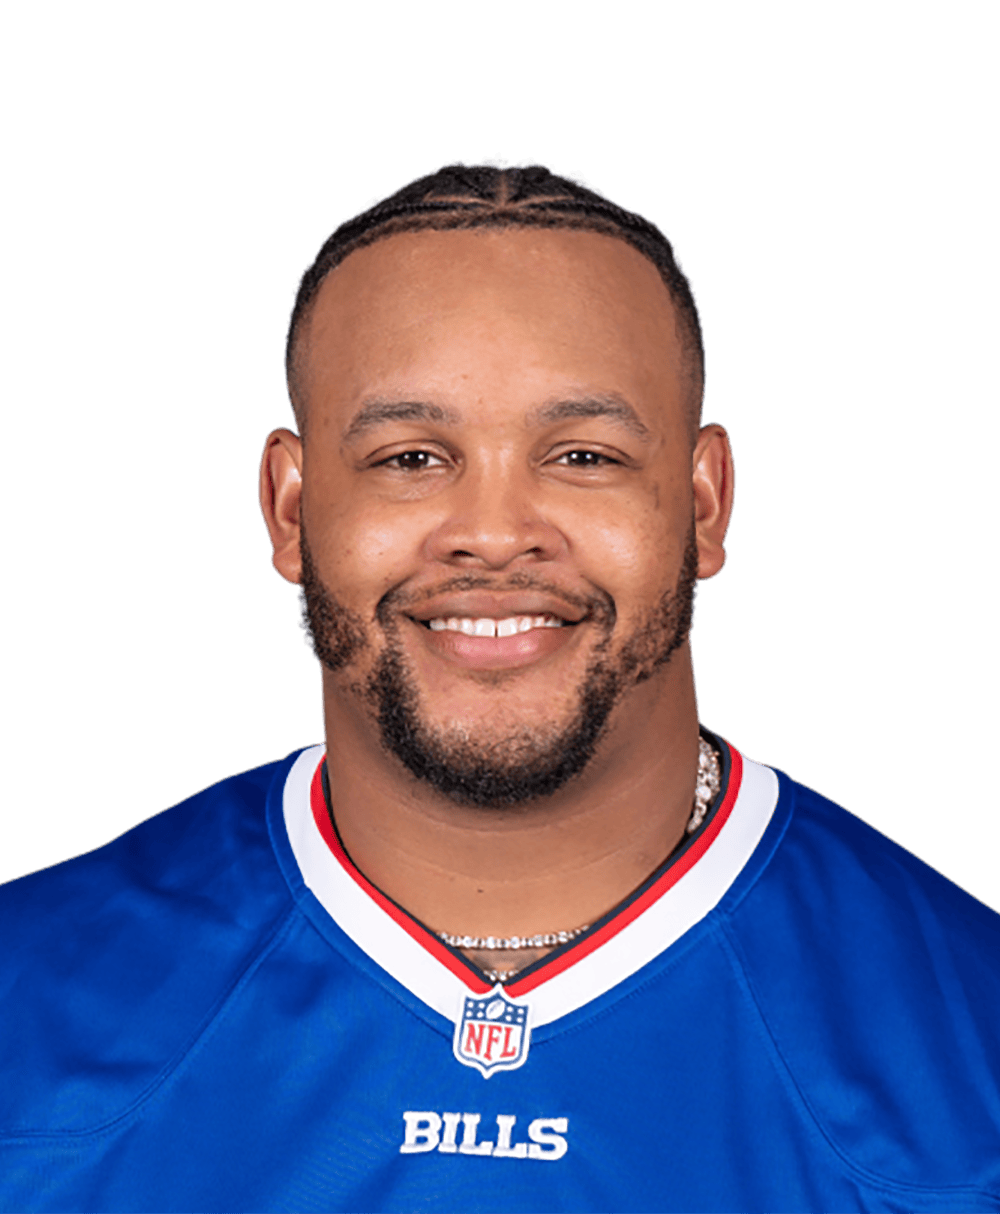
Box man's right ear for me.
[260,429,303,584]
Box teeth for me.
[425,614,566,636]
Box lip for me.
[406,614,584,671]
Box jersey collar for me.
[281,740,778,1029]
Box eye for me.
[378,449,447,471]
[553,450,618,468]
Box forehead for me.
[299,227,687,430]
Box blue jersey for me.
[1,738,998,1212]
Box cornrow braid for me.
[286,165,704,435]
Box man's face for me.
[284,228,712,807]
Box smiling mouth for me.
[422,613,572,638]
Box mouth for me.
[404,607,584,673]
[423,612,570,638]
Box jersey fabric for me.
[1,738,998,1213]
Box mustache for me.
[374,572,617,630]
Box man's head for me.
[262,166,732,811]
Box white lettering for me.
[527,1117,569,1161]
[400,1111,441,1154]
[401,1111,568,1160]
[458,1112,494,1155]
[493,1114,528,1158]
[438,1111,462,1154]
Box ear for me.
[260,428,304,584]
[692,424,734,579]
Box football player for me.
[1,166,998,1212]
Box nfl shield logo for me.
[453,985,531,1078]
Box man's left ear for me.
[692,425,734,579]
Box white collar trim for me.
[282,744,779,1030]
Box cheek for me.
[305,495,426,608]
[568,492,688,603]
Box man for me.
[1,165,998,1213]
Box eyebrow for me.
[342,399,462,443]
[529,395,652,442]
[341,393,652,443]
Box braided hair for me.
[286,165,704,434]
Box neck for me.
[321,644,700,944]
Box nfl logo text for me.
[453,985,530,1077]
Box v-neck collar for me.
[279,737,779,1030]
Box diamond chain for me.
[438,924,589,951]
[687,734,722,834]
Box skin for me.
[260,227,733,967]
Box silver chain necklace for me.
[437,736,722,980]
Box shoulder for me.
[0,754,300,1135]
[738,770,1000,965]
[0,756,291,935]
[722,766,1000,1197]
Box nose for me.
[424,464,565,570]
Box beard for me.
[299,527,698,810]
